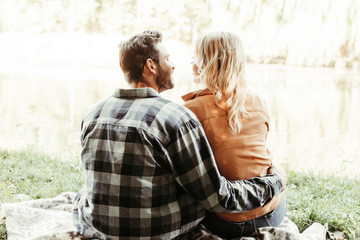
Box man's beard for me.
[156,65,174,93]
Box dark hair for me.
[119,30,162,83]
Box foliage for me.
[0,221,5,240]
[0,0,360,67]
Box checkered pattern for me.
[72,88,283,239]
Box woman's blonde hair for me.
[193,31,248,135]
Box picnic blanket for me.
[0,192,326,240]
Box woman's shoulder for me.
[182,88,226,121]
[182,89,214,107]
[182,88,212,101]
[245,90,269,111]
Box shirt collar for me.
[112,87,160,99]
[181,88,213,102]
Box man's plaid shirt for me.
[72,88,283,239]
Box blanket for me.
[0,192,326,240]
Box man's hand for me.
[268,164,287,189]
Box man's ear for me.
[144,58,157,74]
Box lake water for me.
[0,63,359,176]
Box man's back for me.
[73,88,212,239]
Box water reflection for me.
[246,65,360,176]
[0,64,359,176]
[0,68,124,161]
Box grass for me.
[0,149,359,239]
[286,171,360,239]
[0,149,84,240]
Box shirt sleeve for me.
[166,118,283,213]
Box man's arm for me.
[166,118,283,213]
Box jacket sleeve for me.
[166,118,283,213]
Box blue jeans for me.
[202,197,287,239]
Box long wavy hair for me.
[193,32,248,135]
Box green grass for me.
[286,170,360,239]
[0,149,359,239]
[0,149,84,240]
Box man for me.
[72,30,284,239]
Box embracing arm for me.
[167,119,283,213]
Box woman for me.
[182,32,286,238]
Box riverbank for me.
[0,149,359,239]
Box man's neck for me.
[135,82,159,92]
[127,78,159,93]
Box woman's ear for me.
[144,58,157,74]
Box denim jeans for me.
[202,197,287,239]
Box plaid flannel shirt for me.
[72,88,283,239]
